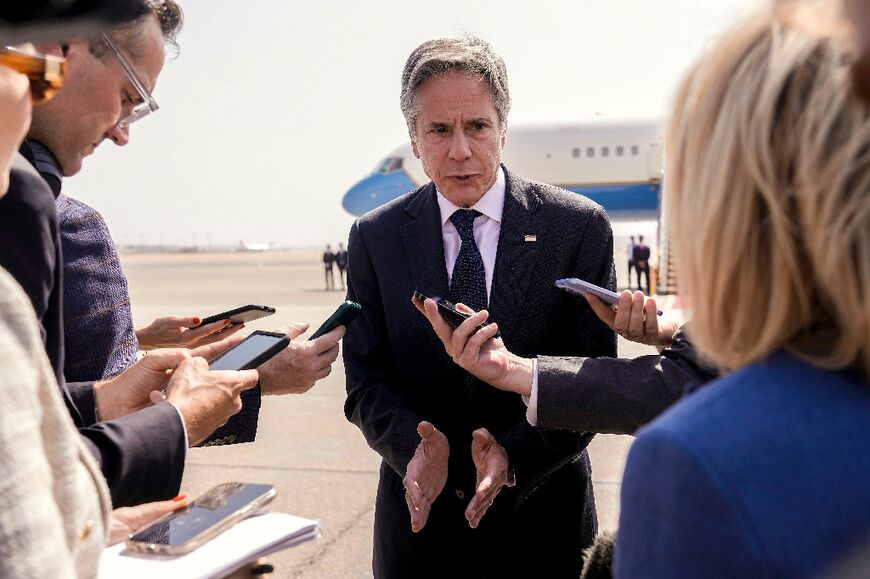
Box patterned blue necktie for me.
[449,209,487,313]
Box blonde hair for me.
[666,0,870,377]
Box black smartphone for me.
[413,291,501,338]
[309,301,362,340]
[208,330,289,371]
[195,305,276,328]
[125,482,276,556]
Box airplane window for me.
[616,146,624,156]
[587,147,595,157]
[631,145,639,156]
[602,147,609,157]
[377,157,404,174]
[572,148,580,158]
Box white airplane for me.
[342,119,663,220]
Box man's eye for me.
[431,126,448,134]
[470,121,486,131]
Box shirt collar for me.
[21,139,63,197]
[436,165,506,227]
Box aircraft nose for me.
[342,171,416,217]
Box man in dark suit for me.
[343,36,616,578]
[632,234,651,294]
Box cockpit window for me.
[376,157,404,174]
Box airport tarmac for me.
[122,250,656,578]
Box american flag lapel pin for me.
[524,233,537,242]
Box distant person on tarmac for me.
[632,234,651,294]
[323,244,335,290]
[335,242,348,290]
[627,235,635,289]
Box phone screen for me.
[128,483,274,547]
[209,333,285,371]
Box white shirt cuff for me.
[165,401,190,454]
[522,358,539,426]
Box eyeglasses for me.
[0,46,66,104]
[100,32,158,128]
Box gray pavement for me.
[122,250,655,578]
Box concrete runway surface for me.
[122,250,656,578]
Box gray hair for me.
[89,0,183,58]
[400,35,511,137]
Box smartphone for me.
[413,291,501,338]
[554,278,663,316]
[208,330,289,371]
[195,305,276,328]
[309,301,361,340]
[126,482,276,556]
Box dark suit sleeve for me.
[492,204,617,501]
[537,328,719,434]
[343,221,422,477]
[78,402,186,507]
[615,426,765,577]
[0,159,60,372]
[66,381,98,425]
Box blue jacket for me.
[616,351,870,578]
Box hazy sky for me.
[62,0,758,248]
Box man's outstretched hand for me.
[465,428,512,529]
[404,421,449,533]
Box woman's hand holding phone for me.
[135,315,246,350]
[584,291,679,350]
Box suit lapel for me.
[489,168,543,333]
[399,183,450,300]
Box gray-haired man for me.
[343,36,616,577]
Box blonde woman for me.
[616,1,870,576]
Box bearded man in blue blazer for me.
[343,36,617,578]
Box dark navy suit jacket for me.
[343,167,617,577]
[616,351,870,578]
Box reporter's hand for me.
[404,421,449,533]
[412,296,534,396]
[257,322,344,395]
[586,291,678,350]
[109,496,191,545]
[164,357,259,446]
[136,315,246,350]
[465,428,511,529]
[94,348,191,421]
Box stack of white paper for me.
[100,512,319,579]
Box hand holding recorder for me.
[411,293,534,397]
[555,279,678,350]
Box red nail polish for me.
[171,494,187,502]
[193,318,201,325]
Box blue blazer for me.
[616,351,870,578]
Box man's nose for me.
[106,123,130,146]
[448,130,472,161]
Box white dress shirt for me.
[436,166,505,298]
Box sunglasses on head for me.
[0,46,66,104]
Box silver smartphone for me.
[554,278,663,315]
[125,482,277,556]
